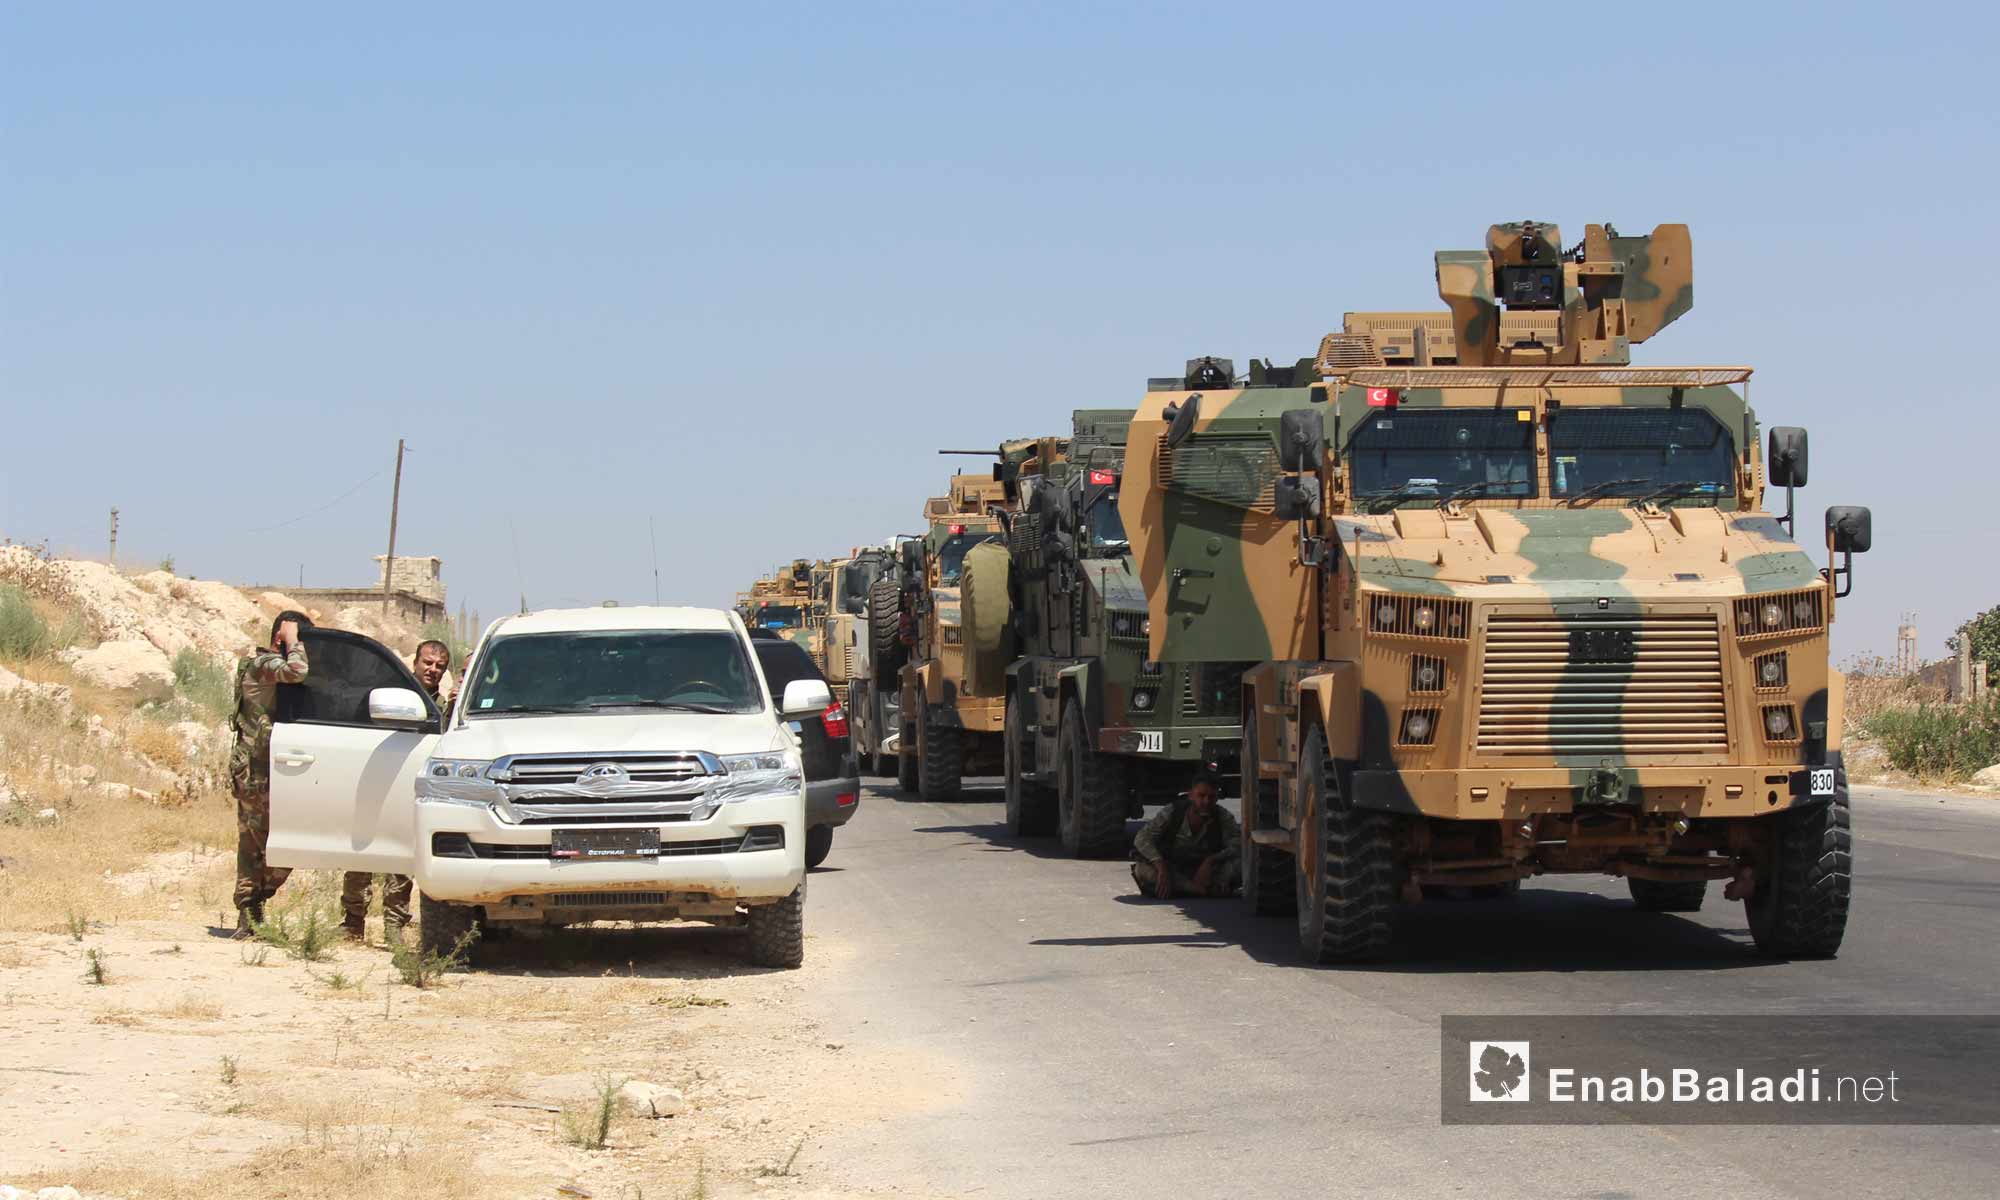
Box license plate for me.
[550,828,660,860]
[1809,768,1836,797]
[1135,731,1164,753]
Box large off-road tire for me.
[1004,688,1055,836]
[918,705,962,802]
[1057,702,1127,858]
[869,579,905,682]
[804,825,834,869]
[1629,877,1706,912]
[1747,790,1851,958]
[1240,707,1295,917]
[418,891,481,963]
[959,543,1013,699]
[745,880,805,969]
[1294,726,1398,963]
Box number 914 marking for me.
[1809,768,1836,797]
[1135,731,1164,754]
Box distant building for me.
[250,553,447,627]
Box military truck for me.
[886,445,1059,799]
[820,546,896,772]
[1123,220,1872,963]
[993,390,1307,856]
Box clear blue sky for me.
[3,2,1994,661]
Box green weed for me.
[219,1055,238,1086]
[1865,693,2000,781]
[82,947,108,985]
[390,929,477,988]
[171,646,234,719]
[558,1073,623,1151]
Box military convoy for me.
[747,218,1872,963]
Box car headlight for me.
[416,759,499,806]
[719,750,800,774]
[710,749,803,803]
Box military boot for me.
[232,905,261,940]
[341,915,367,943]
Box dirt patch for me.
[1,879,961,1199]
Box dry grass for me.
[91,991,227,1026]
[125,720,190,774]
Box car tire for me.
[1747,789,1851,958]
[918,705,962,802]
[1628,878,1706,912]
[1240,706,1295,917]
[1004,688,1055,836]
[418,891,481,963]
[1294,725,1397,964]
[1057,702,1127,858]
[745,879,805,969]
[805,824,834,869]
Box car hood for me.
[438,711,788,760]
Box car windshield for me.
[464,629,762,716]
[937,532,1001,584]
[1085,491,1128,552]
[1348,408,1537,505]
[754,604,802,629]
[1549,407,1737,502]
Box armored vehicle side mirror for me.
[1279,409,1325,473]
[1164,393,1202,450]
[1768,426,1808,488]
[1273,476,1321,520]
[1824,505,1871,598]
[1768,426,1808,533]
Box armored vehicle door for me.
[1121,388,1320,663]
[266,629,440,873]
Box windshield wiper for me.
[1434,480,1522,509]
[1361,485,1442,513]
[1562,477,1647,506]
[1630,480,1725,507]
[587,700,736,713]
[477,703,583,715]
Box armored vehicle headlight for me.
[1760,658,1784,684]
[1415,662,1440,689]
[1793,599,1816,622]
[1376,602,1398,628]
[1413,605,1437,632]
[1761,602,1784,628]
[1765,708,1793,737]
[1132,689,1155,712]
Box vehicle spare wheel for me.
[960,541,1014,697]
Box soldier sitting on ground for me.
[231,611,310,938]
[339,638,454,943]
[1131,770,1242,899]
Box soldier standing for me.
[231,611,310,937]
[1131,770,1242,899]
[339,639,452,942]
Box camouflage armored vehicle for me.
[994,389,1305,856]
[820,546,896,771]
[742,559,817,651]
[1123,221,1872,963]
[887,445,1058,799]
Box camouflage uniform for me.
[231,642,309,915]
[1131,798,1242,898]
[340,682,443,937]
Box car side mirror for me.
[780,678,833,720]
[368,686,430,727]
[1824,505,1871,598]
[1279,409,1325,473]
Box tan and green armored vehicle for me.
[889,445,1059,799]
[818,547,894,757]
[1123,221,1873,963]
[742,559,817,652]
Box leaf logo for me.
[1469,1040,1531,1102]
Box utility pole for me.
[107,507,119,567]
[381,438,405,616]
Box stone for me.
[36,808,58,822]
[1970,764,2000,790]
[69,639,176,702]
[95,782,134,801]
[36,1188,83,1200]
[0,663,21,694]
[613,1080,686,1119]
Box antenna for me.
[649,516,661,605]
[509,516,527,613]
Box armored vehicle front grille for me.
[1732,589,1825,641]
[1475,613,1728,758]
[1180,662,1247,719]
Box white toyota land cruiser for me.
[265,606,828,968]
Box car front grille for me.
[1475,612,1729,758]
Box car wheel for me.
[745,879,806,969]
[805,824,834,868]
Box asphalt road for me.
[810,781,2000,1199]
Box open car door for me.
[266,628,439,873]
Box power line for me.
[245,468,385,534]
